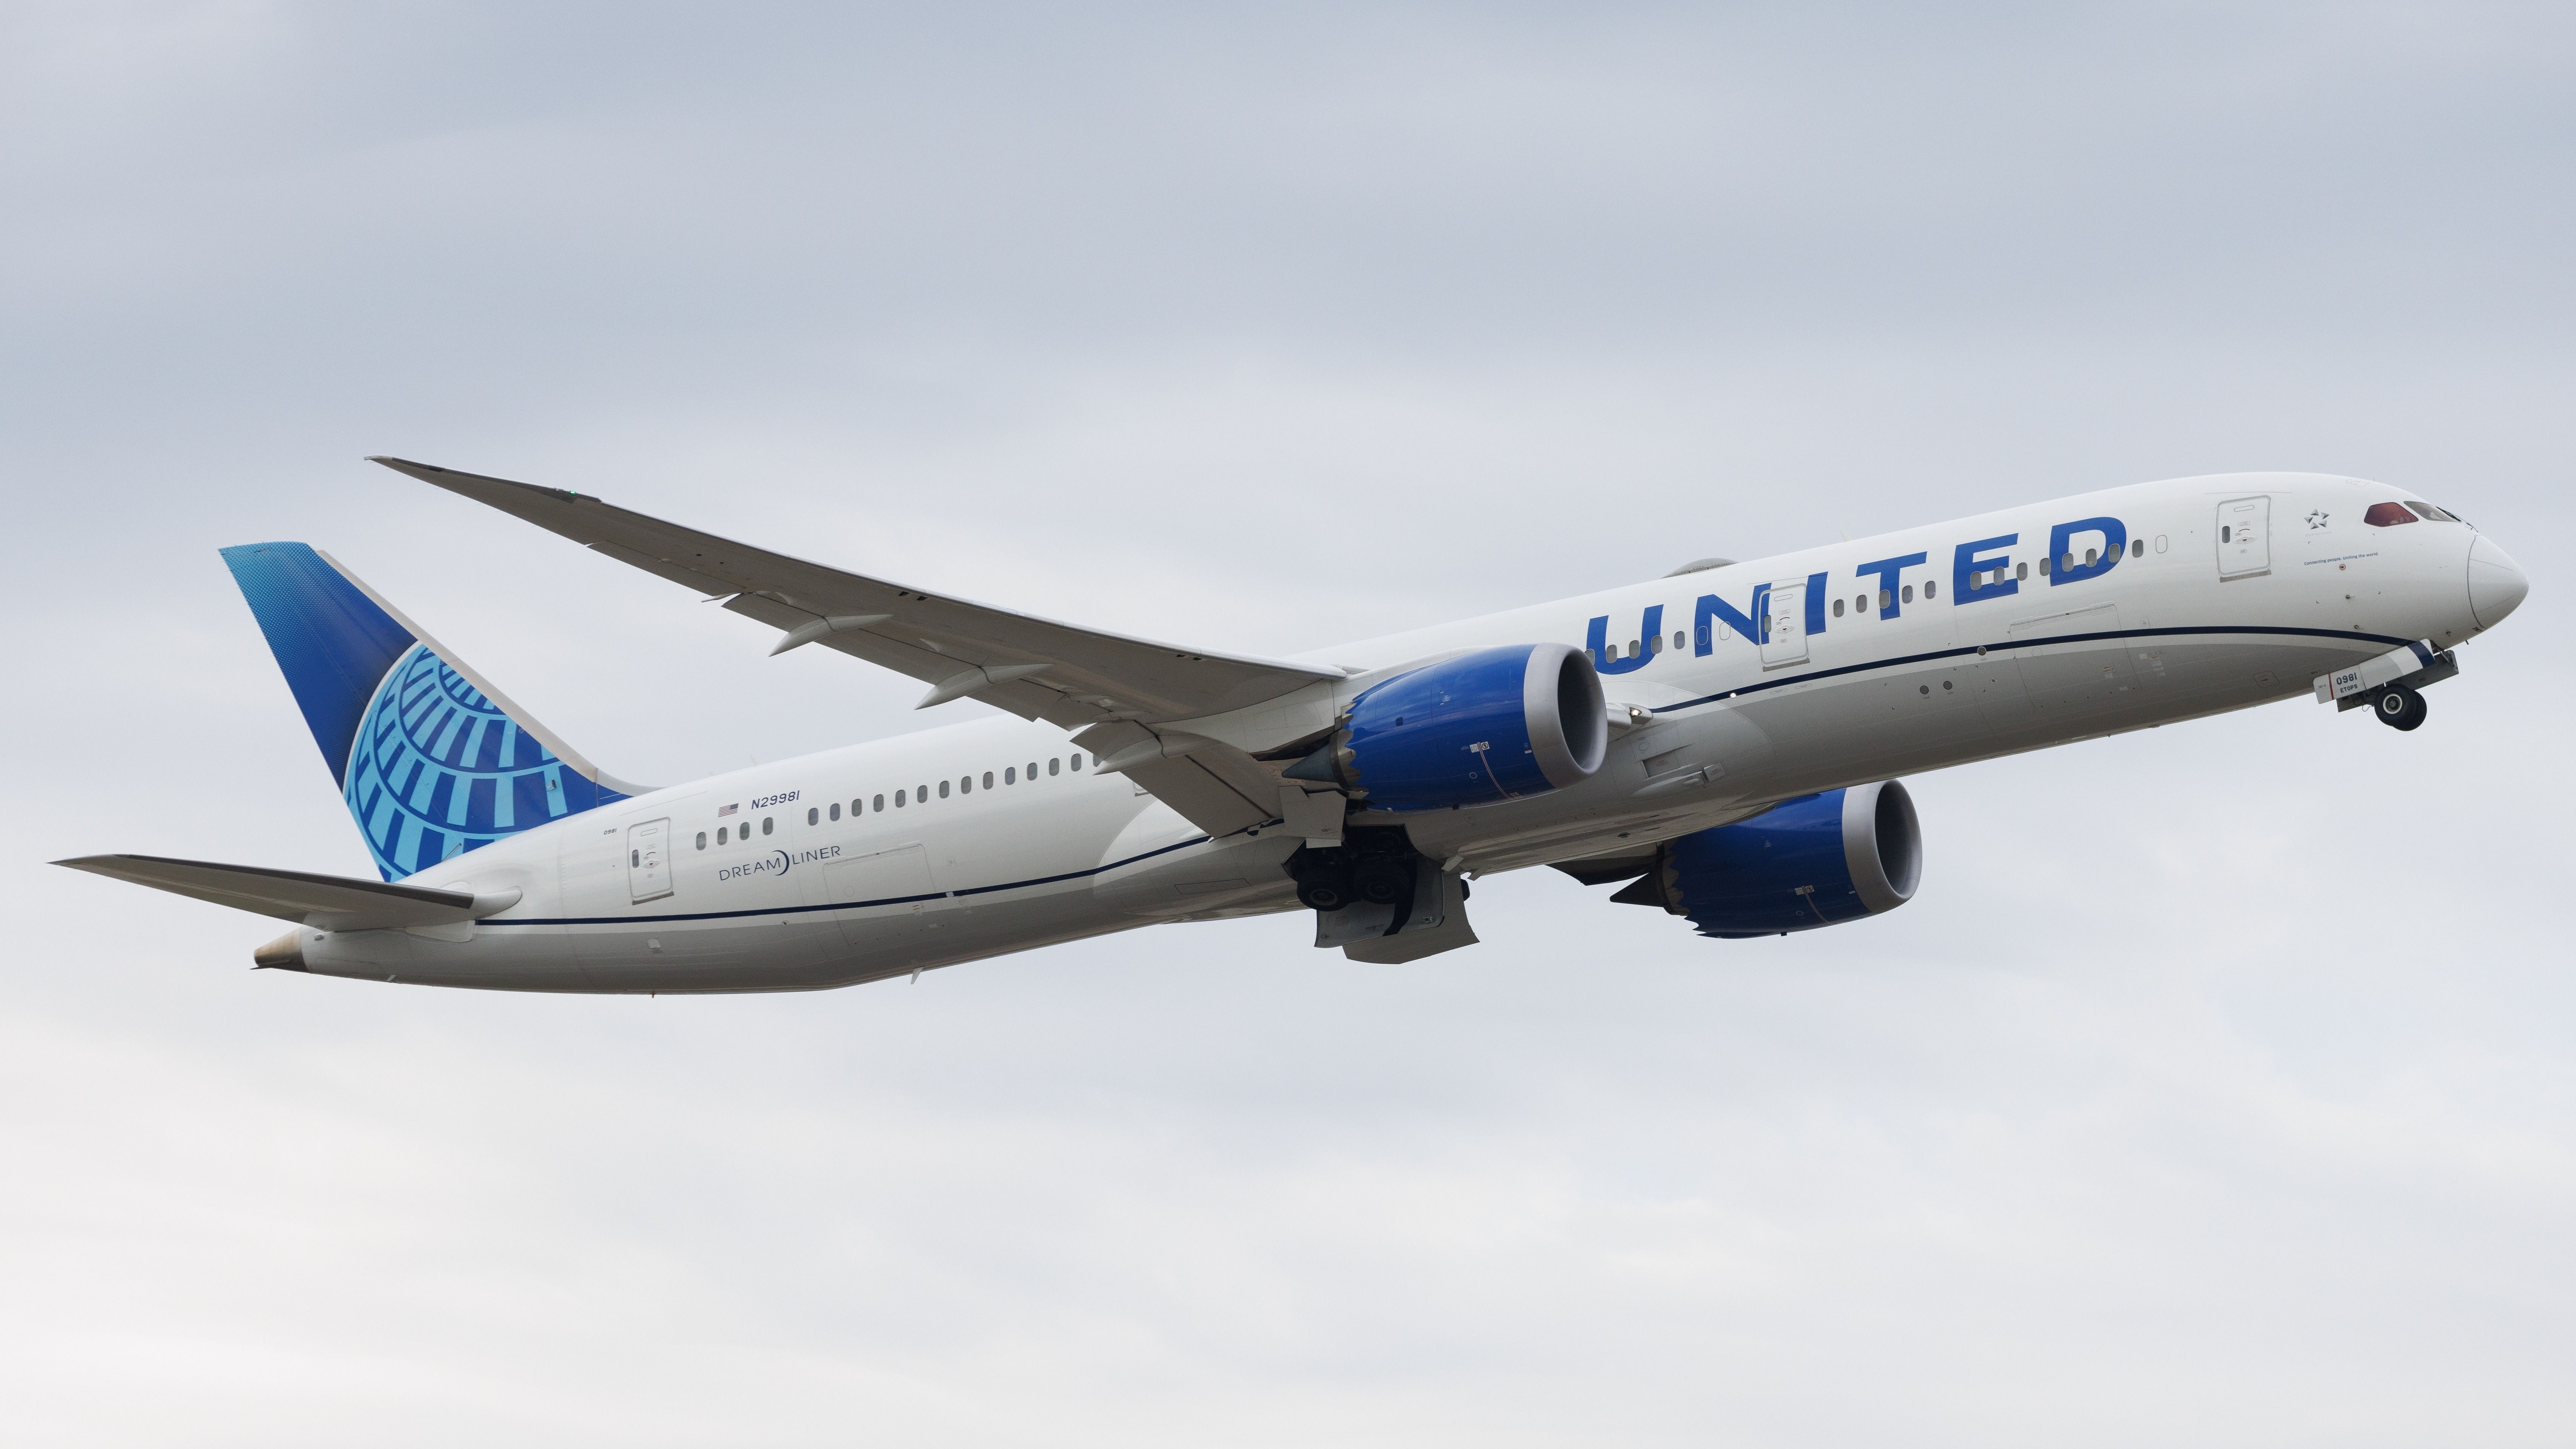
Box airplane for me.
[58,461,2528,992]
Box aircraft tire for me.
[2375,684,2428,731]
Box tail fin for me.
[219,542,643,880]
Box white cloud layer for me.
[2,3,2570,1444]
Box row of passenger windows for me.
[1606,538,2166,650]
[693,753,1098,850]
[1832,578,1944,617]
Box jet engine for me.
[1286,643,1607,811]
[1615,780,1922,937]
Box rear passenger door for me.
[626,818,672,903]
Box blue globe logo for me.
[343,644,620,880]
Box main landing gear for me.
[1287,827,1423,911]
[2373,683,2428,732]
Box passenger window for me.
[807,807,819,825]
[2131,538,2144,557]
[1072,755,1085,771]
[983,771,995,789]
[1901,584,1914,604]
[959,776,971,795]
[717,825,729,844]
[2366,502,2420,527]
[1049,757,1060,776]
[1924,580,1936,598]
[873,794,884,811]
[1674,632,1685,650]
[2084,549,2096,567]
[894,791,906,808]
[2040,555,2054,573]
[1877,590,1892,610]
[939,780,950,798]
[695,831,707,850]
[916,783,927,799]
[829,802,841,821]
[762,817,773,835]
[1833,598,1845,617]
[1855,593,1868,613]
[2015,562,2028,580]
[1628,639,1640,656]
[1005,767,1017,784]
[631,850,640,867]
[1759,613,1772,632]
[1026,761,1037,779]
[2221,526,2231,542]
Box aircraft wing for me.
[54,854,509,931]
[373,457,1340,836]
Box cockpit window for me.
[2406,500,2463,523]
[2363,502,2418,527]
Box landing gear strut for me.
[2373,682,2428,732]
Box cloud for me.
[2,3,2570,1444]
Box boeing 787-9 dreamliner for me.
[59,459,2530,989]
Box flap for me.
[371,457,1343,729]
[54,854,501,931]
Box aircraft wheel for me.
[1296,876,1350,911]
[2375,684,2428,731]
[1354,859,1413,906]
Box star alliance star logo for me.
[2306,509,2331,529]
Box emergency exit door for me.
[626,817,672,903]
[2217,497,2270,580]
[1760,581,1810,668]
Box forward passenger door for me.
[2217,497,2270,580]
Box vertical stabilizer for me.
[219,542,638,880]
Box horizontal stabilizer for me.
[53,854,519,932]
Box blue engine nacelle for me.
[1286,644,1608,810]
[1616,780,1922,936]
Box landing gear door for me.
[2217,496,2270,580]
[1760,580,1810,668]
[626,817,672,903]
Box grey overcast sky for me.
[3,3,2571,1445]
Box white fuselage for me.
[295,472,2511,992]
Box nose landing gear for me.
[2373,683,2428,731]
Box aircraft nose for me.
[2467,533,2528,630]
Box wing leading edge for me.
[371,457,1342,834]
